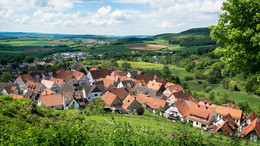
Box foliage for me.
[100,61,110,69]
[228,81,239,91]
[121,62,131,69]
[79,68,87,75]
[237,101,251,114]
[0,72,12,83]
[210,0,260,76]
[84,98,105,115]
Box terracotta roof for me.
[207,125,218,131]
[125,87,133,93]
[215,120,236,136]
[135,74,154,84]
[110,88,129,101]
[222,102,240,109]
[51,78,64,87]
[241,112,258,125]
[41,88,55,96]
[41,79,55,89]
[102,91,118,107]
[56,70,74,82]
[168,84,184,93]
[147,81,164,91]
[215,105,243,120]
[154,78,167,85]
[241,118,260,138]
[40,94,63,107]
[165,82,175,88]
[59,83,76,93]
[117,71,128,77]
[73,71,85,81]
[122,95,137,110]
[174,99,190,118]
[4,84,21,94]
[63,91,84,105]
[135,93,148,104]
[90,69,109,79]
[145,97,167,110]
[128,70,142,78]
[99,78,115,88]
[164,92,172,99]
[132,85,159,98]
[83,84,105,95]
[187,103,214,124]
[16,73,35,83]
[111,70,123,76]
[172,91,198,103]
[9,93,23,99]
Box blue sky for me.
[0,0,224,36]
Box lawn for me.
[117,61,193,79]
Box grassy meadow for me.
[117,61,260,112]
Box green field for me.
[117,61,193,79]
[0,40,71,46]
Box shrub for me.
[136,106,144,115]
[205,86,212,92]
[184,75,193,81]
[229,81,239,91]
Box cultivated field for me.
[125,43,168,51]
[24,48,54,52]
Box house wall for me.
[86,91,103,102]
[126,100,141,112]
[69,77,78,86]
[86,72,95,84]
[78,75,88,86]
[66,99,80,109]
[117,82,124,88]
[217,114,240,125]
[163,106,184,121]
[1,89,8,95]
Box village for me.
[0,59,259,142]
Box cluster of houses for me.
[0,62,259,142]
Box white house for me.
[83,84,105,102]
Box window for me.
[94,94,98,96]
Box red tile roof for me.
[41,79,55,89]
[174,99,190,118]
[9,93,23,99]
[16,73,35,83]
[145,97,167,110]
[165,82,175,88]
[90,69,109,79]
[135,74,154,84]
[41,88,55,96]
[187,102,215,124]
[40,94,63,107]
[51,78,64,87]
[215,105,243,120]
[102,91,118,107]
[241,112,258,125]
[99,78,115,89]
[24,81,43,92]
[168,84,184,93]
[110,88,129,101]
[122,95,137,110]
[241,118,260,138]
[147,81,163,91]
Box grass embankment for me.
[0,95,256,145]
[117,61,260,112]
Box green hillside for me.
[0,95,256,145]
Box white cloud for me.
[0,9,14,19]
[159,21,173,28]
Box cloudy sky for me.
[0,0,224,36]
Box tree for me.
[100,61,109,69]
[121,62,131,69]
[162,65,171,79]
[237,101,251,113]
[210,0,260,77]
[0,72,12,83]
